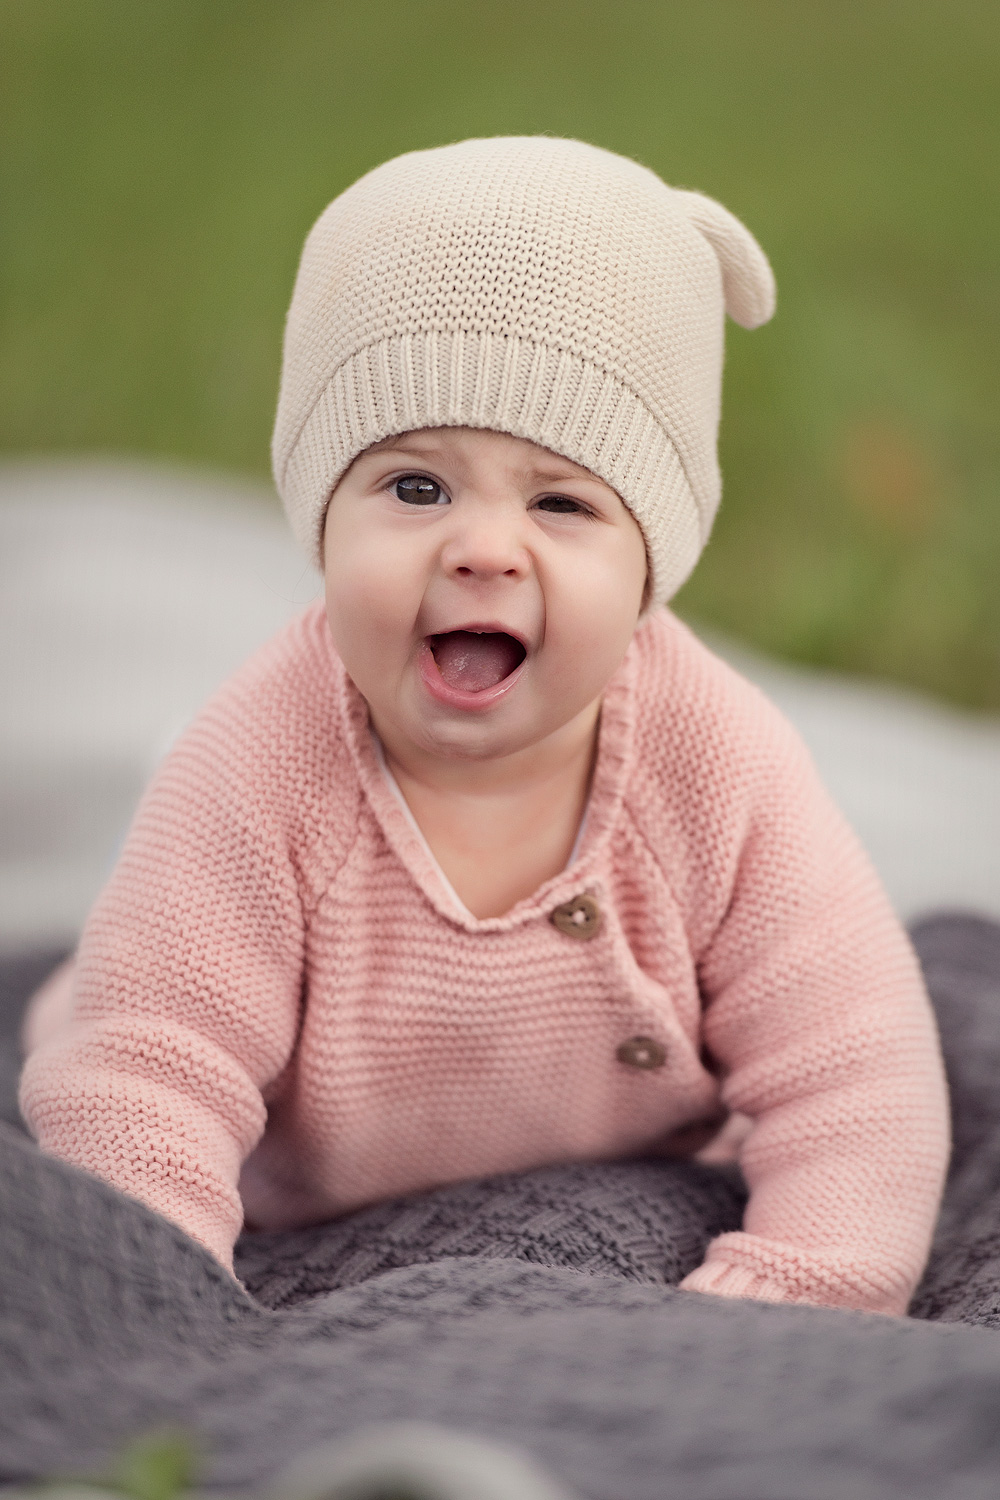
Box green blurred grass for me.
[2,0,998,707]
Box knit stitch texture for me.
[270,136,775,605]
[19,604,949,1313]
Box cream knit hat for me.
[272,136,775,606]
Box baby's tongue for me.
[431,631,524,692]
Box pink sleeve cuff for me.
[679,1258,791,1307]
[678,1232,909,1316]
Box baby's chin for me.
[395,702,549,765]
[383,673,596,767]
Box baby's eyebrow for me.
[364,436,446,463]
[366,431,448,452]
[521,462,596,485]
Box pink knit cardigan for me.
[20,604,950,1313]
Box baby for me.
[20,137,950,1315]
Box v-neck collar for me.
[370,733,594,923]
[330,627,640,933]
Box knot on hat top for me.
[272,135,775,606]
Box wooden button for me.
[550,893,602,940]
[616,1035,667,1070]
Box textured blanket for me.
[3,913,1000,1499]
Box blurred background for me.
[2,0,999,954]
[4,0,999,704]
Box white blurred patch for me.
[1,459,319,947]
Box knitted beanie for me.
[272,136,775,606]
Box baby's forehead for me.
[363,427,599,482]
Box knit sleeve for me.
[18,694,309,1275]
[675,707,950,1317]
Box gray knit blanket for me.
[4,912,1000,1499]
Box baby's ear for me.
[672,189,776,330]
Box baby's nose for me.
[441,514,530,580]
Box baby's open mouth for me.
[428,631,527,693]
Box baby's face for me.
[322,427,648,763]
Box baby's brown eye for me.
[396,474,444,505]
[537,495,584,514]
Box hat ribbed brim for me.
[280,329,703,607]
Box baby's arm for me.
[19,699,306,1274]
[677,712,950,1317]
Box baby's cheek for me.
[325,565,397,665]
[546,604,635,704]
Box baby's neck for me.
[374,705,600,920]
